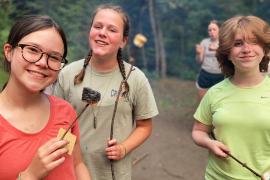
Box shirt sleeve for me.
[193,90,213,126]
[133,72,159,120]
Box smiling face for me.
[229,32,264,74]
[89,8,127,60]
[4,28,64,92]
[217,16,270,77]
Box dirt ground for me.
[131,78,208,180]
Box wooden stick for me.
[227,153,261,178]
[109,64,134,139]
[211,132,261,178]
[61,103,89,140]
[109,64,135,180]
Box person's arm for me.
[73,141,91,180]
[195,44,204,64]
[192,120,229,158]
[106,118,152,160]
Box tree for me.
[0,0,14,66]
[2,0,268,80]
[148,0,167,78]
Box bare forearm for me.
[191,120,212,149]
[195,44,204,64]
[75,163,91,180]
[122,119,152,155]
[192,130,212,149]
[74,141,91,180]
[196,53,204,64]
[192,121,229,157]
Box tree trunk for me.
[156,16,167,78]
[148,0,167,78]
[139,6,148,71]
[148,0,160,75]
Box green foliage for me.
[2,0,269,80]
[0,0,14,65]
[0,67,8,88]
[150,0,268,80]
[142,68,159,80]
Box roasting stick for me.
[61,88,101,140]
[109,64,135,180]
[211,132,261,178]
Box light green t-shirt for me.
[194,76,270,180]
[53,59,158,180]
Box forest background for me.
[0,1,269,179]
[1,0,270,84]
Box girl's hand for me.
[21,137,69,179]
[208,139,230,158]
[105,139,126,160]
[195,44,203,55]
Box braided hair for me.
[74,51,92,85]
[74,4,130,91]
[117,48,129,94]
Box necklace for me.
[89,63,115,129]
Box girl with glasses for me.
[0,15,91,180]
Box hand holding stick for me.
[109,64,135,180]
[211,132,261,178]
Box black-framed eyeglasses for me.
[17,44,68,71]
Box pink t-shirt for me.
[0,95,80,180]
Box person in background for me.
[192,15,270,180]
[0,15,91,180]
[53,4,158,180]
[195,20,224,100]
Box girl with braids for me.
[192,16,270,180]
[53,4,158,180]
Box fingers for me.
[43,144,69,166]
[26,138,69,179]
[106,145,122,160]
[45,156,66,171]
[209,140,230,158]
[40,138,69,168]
[107,139,117,147]
[106,139,125,160]
[39,138,69,158]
